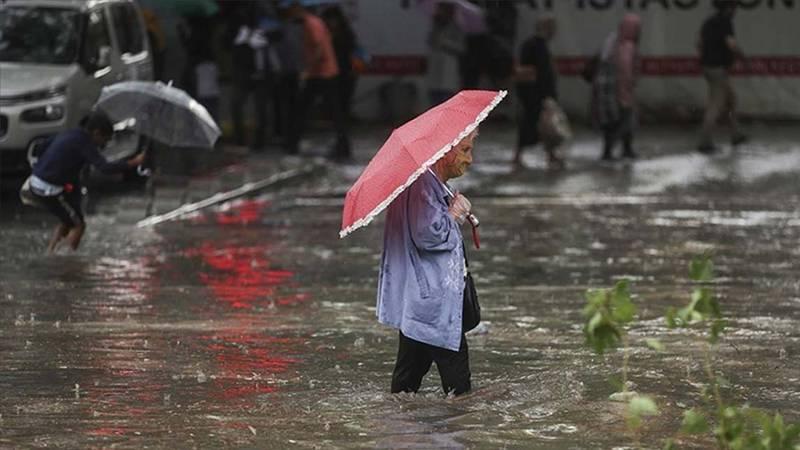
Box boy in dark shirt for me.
[697,0,747,153]
[29,111,145,253]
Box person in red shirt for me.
[282,0,352,161]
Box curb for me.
[136,164,325,227]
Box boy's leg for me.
[47,223,69,254]
[65,223,86,251]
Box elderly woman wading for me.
[377,131,478,396]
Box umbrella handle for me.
[466,213,479,228]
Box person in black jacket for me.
[29,111,144,253]
[697,0,748,153]
[513,16,559,168]
[321,6,359,126]
[226,2,275,150]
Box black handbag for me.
[462,244,481,332]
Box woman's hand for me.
[448,193,471,224]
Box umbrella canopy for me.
[96,81,221,149]
[415,0,487,34]
[340,90,506,238]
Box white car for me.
[0,0,153,174]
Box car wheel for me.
[26,137,53,168]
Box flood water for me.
[1,127,799,448]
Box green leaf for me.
[626,395,658,430]
[628,395,659,418]
[583,289,607,316]
[666,307,679,328]
[611,280,636,324]
[585,321,621,355]
[681,408,709,434]
[645,338,665,352]
[689,255,714,282]
[586,311,604,335]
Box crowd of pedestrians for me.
[423,0,748,170]
[136,0,748,168]
[142,0,361,161]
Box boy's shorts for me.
[35,190,84,227]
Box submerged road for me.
[1,124,798,448]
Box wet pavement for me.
[1,124,799,448]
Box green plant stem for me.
[703,342,723,411]
[621,332,630,393]
[703,341,727,450]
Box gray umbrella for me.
[96,81,220,149]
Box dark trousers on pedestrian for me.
[699,67,741,147]
[288,77,351,158]
[602,107,635,159]
[337,73,357,126]
[273,72,300,142]
[231,77,271,149]
[391,331,471,396]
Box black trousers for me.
[273,72,300,140]
[231,76,271,148]
[391,331,471,396]
[288,77,351,156]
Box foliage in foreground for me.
[582,255,800,450]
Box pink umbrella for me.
[415,0,487,34]
[340,90,507,239]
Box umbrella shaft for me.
[427,168,479,227]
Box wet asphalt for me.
[0,123,798,449]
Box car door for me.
[70,5,117,125]
[109,1,153,82]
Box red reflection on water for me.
[215,199,266,225]
[187,242,294,309]
[86,427,127,437]
[185,224,311,402]
[189,199,269,226]
[204,334,300,400]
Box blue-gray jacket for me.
[377,171,466,351]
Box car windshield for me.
[0,6,81,64]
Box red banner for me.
[364,55,800,77]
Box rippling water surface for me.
[1,179,798,448]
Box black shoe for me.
[731,134,749,146]
[601,153,615,162]
[621,151,638,160]
[697,143,718,154]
